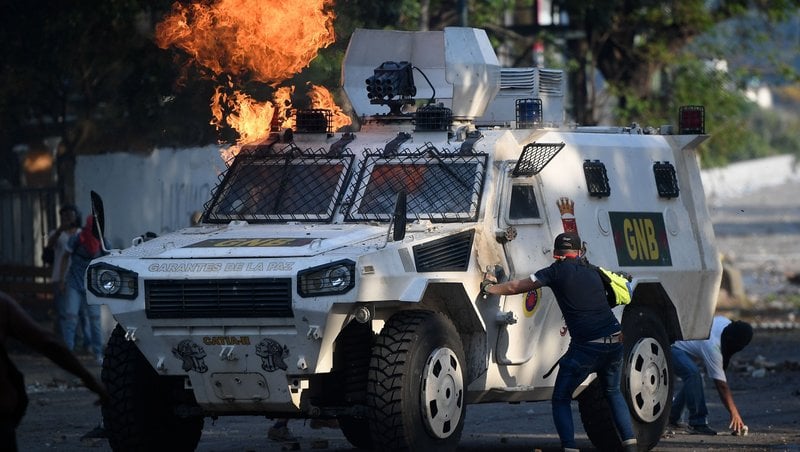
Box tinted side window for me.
[509,185,540,219]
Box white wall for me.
[74,145,225,249]
[701,154,799,204]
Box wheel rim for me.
[421,347,464,439]
[626,337,669,422]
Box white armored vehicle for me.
[87,27,720,451]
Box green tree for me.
[319,1,799,166]
[548,1,800,165]
[0,0,216,199]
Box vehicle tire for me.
[578,308,673,452]
[578,378,622,451]
[366,310,466,452]
[338,416,372,450]
[335,320,373,450]
[101,325,204,451]
[623,308,673,450]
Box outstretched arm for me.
[1,291,109,405]
[713,378,745,433]
[483,275,540,296]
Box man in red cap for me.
[482,232,636,452]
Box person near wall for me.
[59,215,106,365]
[45,204,92,349]
[669,315,753,435]
[0,290,108,452]
[481,232,637,452]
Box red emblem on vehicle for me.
[523,288,541,317]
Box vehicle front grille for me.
[145,278,293,319]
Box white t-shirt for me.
[48,228,79,282]
[673,315,731,382]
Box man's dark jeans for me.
[552,341,634,449]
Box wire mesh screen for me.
[295,109,332,134]
[678,105,704,134]
[415,105,452,131]
[515,98,542,129]
[512,142,565,176]
[653,161,680,198]
[203,150,354,223]
[583,160,611,198]
[346,147,487,222]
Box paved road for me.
[11,327,799,451]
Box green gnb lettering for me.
[609,212,672,266]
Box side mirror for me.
[391,190,407,242]
[90,190,109,253]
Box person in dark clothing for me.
[0,290,108,452]
[481,232,636,452]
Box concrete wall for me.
[74,145,225,249]
[701,154,799,204]
[75,147,800,249]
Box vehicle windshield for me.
[203,148,486,223]
[203,152,354,223]
[346,152,487,222]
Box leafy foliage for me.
[2,0,799,192]
[554,1,800,166]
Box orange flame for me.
[273,86,296,131]
[308,83,352,131]
[214,86,297,163]
[155,0,335,84]
[155,0,348,163]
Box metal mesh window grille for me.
[512,142,565,176]
[678,105,704,134]
[203,149,354,223]
[414,105,452,131]
[653,161,680,198]
[583,160,611,198]
[515,99,542,129]
[346,145,487,223]
[295,109,333,134]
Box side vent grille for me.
[583,160,610,198]
[537,69,564,95]
[413,230,475,272]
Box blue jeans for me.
[52,282,67,336]
[60,285,104,358]
[670,346,708,426]
[552,341,635,449]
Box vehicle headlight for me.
[298,260,356,297]
[87,263,138,299]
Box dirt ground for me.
[9,180,800,451]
